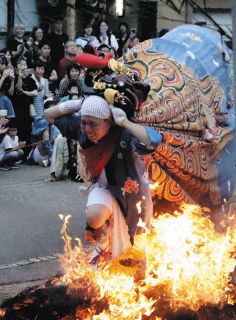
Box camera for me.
[0,110,7,117]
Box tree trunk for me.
[66,0,76,39]
[7,0,15,34]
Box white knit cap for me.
[80,95,111,119]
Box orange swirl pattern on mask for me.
[123,46,233,206]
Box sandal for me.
[45,174,59,182]
[89,245,112,270]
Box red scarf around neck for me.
[79,126,122,180]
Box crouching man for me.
[44,96,163,271]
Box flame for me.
[137,217,147,229]
[136,196,146,215]
[57,204,236,319]
[0,309,6,318]
[136,201,142,214]
[22,299,34,304]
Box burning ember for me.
[1,204,236,319]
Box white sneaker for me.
[15,160,23,165]
[0,165,10,171]
[41,157,49,167]
[8,163,19,169]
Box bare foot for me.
[45,174,59,182]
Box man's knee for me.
[17,149,24,158]
[4,151,18,162]
[86,204,111,229]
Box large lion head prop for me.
[75,52,150,119]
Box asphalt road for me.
[1,164,236,304]
[0,164,87,292]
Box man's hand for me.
[0,117,8,125]
[111,108,153,145]
[0,117,9,134]
[9,141,26,152]
[17,44,24,53]
[2,69,11,78]
[18,70,25,78]
[9,73,15,80]
[45,91,53,98]
[37,84,43,92]
[18,141,26,149]
[15,82,22,92]
[111,106,127,127]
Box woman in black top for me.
[11,57,37,158]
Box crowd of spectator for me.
[0,17,142,180]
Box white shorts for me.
[32,146,42,162]
[86,186,113,211]
[86,185,131,258]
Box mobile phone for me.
[25,68,33,76]
[9,69,15,77]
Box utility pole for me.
[66,0,76,39]
[185,1,192,24]
[7,0,14,34]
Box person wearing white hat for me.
[44,95,163,271]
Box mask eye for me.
[81,121,87,126]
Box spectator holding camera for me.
[0,48,14,68]
[123,28,140,52]
[11,57,37,159]
[116,22,130,57]
[7,25,26,64]
[96,20,118,52]
[31,60,49,117]
[22,36,36,68]
[0,55,15,119]
[31,26,45,60]
[76,23,99,50]
[37,41,58,89]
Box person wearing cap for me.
[44,95,163,270]
[27,116,60,167]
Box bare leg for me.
[86,204,112,269]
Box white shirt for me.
[98,34,119,51]
[9,135,19,148]
[31,74,49,117]
[0,135,13,161]
[76,36,100,49]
